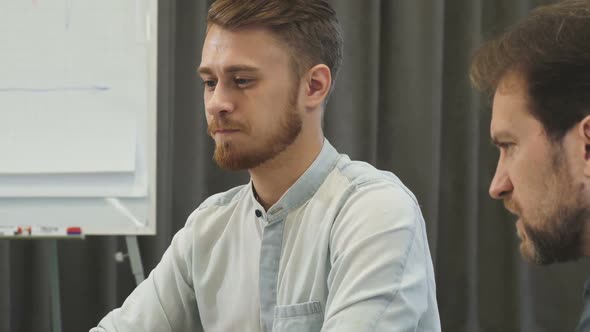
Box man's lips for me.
[516,219,526,239]
[212,128,240,136]
[503,202,520,217]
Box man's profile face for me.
[489,71,586,265]
[198,24,302,170]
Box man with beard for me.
[91,0,440,331]
[469,0,590,330]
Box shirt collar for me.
[249,138,340,221]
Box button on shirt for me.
[92,139,441,332]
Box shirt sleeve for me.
[90,219,203,332]
[322,181,440,332]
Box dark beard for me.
[523,206,587,265]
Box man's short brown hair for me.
[470,0,590,141]
[207,0,344,102]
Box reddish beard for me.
[209,106,302,171]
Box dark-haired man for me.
[470,0,590,330]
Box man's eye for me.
[498,143,515,152]
[202,80,216,89]
[235,78,254,87]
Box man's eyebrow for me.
[197,65,260,75]
[197,67,213,76]
[225,65,260,73]
[490,131,516,146]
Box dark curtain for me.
[2,1,589,331]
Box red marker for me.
[67,227,82,235]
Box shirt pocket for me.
[272,301,324,332]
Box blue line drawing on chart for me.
[0,86,111,93]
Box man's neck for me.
[249,133,324,211]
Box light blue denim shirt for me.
[92,139,441,332]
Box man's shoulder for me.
[184,184,249,227]
[576,278,590,331]
[330,155,419,206]
[196,184,249,211]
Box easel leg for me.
[125,236,145,286]
[48,240,62,332]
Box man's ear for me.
[302,64,331,111]
[579,115,590,176]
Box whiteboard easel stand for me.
[124,236,145,285]
[46,236,145,332]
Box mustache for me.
[504,198,521,216]
[208,118,247,135]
